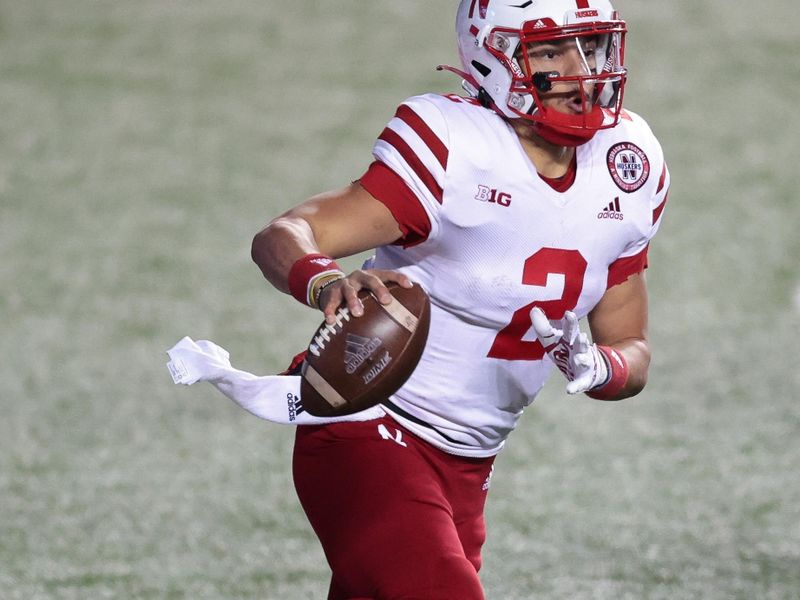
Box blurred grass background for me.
[1,0,798,598]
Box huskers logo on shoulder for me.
[607,142,650,193]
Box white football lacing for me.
[308,307,351,357]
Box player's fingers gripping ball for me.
[318,269,414,324]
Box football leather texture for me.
[301,282,430,417]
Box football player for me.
[251,1,669,598]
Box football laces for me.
[309,307,351,356]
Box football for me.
[300,282,430,417]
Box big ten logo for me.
[475,185,512,207]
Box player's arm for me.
[251,182,412,323]
[586,272,650,399]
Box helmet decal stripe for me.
[470,0,490,19]
[394,105,449,169]
[377,128,444,204]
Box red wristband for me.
[586,345,629,400]
[287,254,344,307]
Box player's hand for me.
[530,307,609,395]
[317,269,413,325]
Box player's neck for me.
[511,121,575,179]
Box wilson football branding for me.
[344,334,383,374]
[598,197,624,221]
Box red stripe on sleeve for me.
[657,163,668,193]
[652,193,668,225]
[378,128,444,204]
[359,161,432,247]
[607,245,649,288]
[576,0,591,8]
[394,105,449,169]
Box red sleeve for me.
[358,161,432,248]
[607,245,649,289]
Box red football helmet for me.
[443,0,627,146]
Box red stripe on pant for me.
[293,415,494,600]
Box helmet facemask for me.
[486,18,625,145]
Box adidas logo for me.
[286,393,304,422]
[344,333,383,374]
[533,19,546,29]
[597,197,624,221]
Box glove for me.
[530,308,609,395]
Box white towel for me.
[166,337,384,425]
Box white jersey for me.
[359,93,670,457]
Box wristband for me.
[586,345,629,400]
[288,254,345,307]
[312,273,345,309]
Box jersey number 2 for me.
[487,248,587,361]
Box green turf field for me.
[1,0,798,598]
